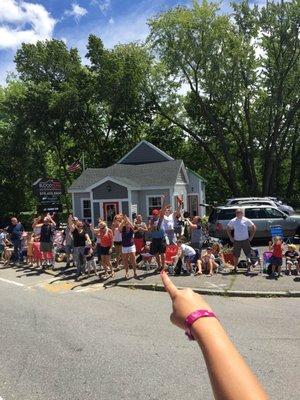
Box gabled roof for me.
[117,140,174,164]
[68,160,185,192]
[186,168,207,183]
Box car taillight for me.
[216,222,222,231]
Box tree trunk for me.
[286,135,299,196]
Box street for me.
[0,269,299,400]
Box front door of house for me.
[103,202,119,226]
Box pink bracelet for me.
[184,309,218,340]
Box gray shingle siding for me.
[119,142,171,164]
[73,192,90,220]
[92,180,128,200]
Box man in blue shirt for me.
[7,217,24,263]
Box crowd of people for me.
[0,200,299,281]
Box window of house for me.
[82,200,91,221]
[147,196,162,216]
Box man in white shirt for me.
[176,240,200,274]
[226,208,256,272]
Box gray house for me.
[68,141,206,225]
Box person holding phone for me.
[160,271,268,400]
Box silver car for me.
[209,205,300,240]
[226,197,295,215]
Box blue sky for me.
[0,0,253,85]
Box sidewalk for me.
[2,260,299,297]
[107,267,300,297]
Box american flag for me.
[67,160,81,172]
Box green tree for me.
[147,0,300,197]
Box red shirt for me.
[273,243,283,258]
[98,229,113,247]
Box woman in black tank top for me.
[69,218,91,279]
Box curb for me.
[111,282,300,298]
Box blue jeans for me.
[12,239,22,262]
[73,246,85,275]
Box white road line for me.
[75,285,104,292]
[206,282,224,289]
[0,277,25,287]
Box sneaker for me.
[287,271,291,276]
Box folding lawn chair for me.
[262,251,273,274]
[270,225,292,244]
[165,244,178,274]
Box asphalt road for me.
[0,277,299,400]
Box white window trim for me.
[81,198,92,221]
[146,195,163,217]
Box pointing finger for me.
[160,271,178,300]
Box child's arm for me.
[85,234,92,245]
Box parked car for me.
[225,197,295,215]
[209,205,300,240]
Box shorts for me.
[150,238,166,255]
[184,254,198,263]
[114,241,122,246]
[270,256,282,267]
[122,245,136,254]
[233,240,251,258]
[40,242,53,253]
[191,242,202,251]
[98,245,111,256]
[165,231,176,245]
[286,259,298,265]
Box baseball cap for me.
[152,209,159,216]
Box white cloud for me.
[99,0,111,14]
[0,0,56,50]
[65,3,88,22]
[108,17,114,25]
[91,0,111,15]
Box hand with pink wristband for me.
[160,271,269,400]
